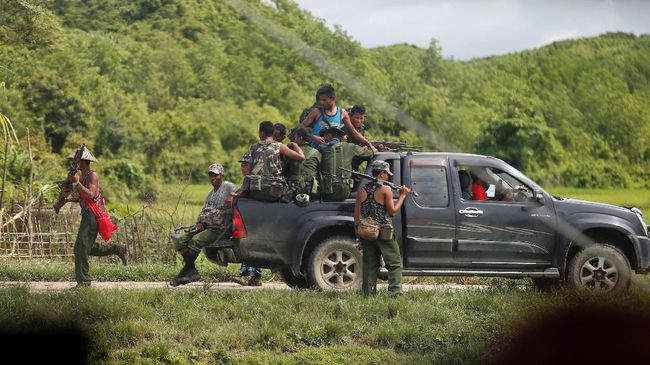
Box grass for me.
[547,187,650,211]
[1,285,649,364]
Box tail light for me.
[231,207,247,239]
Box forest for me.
[1,0,649,207]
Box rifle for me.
[370,141,423,152]
[339,167,418,196]
[53,144,86,214]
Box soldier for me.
[273,123,287,143]
[354,160,410,296]
[285,128,321,200]
[343,104,366,146]
[318,126,374,201]
[232,153,263,286]
[245,121,305,202]
[59,148,127,288]
[300,84,376,152]
[169,163,237,287]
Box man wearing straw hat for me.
[60,147,127,288]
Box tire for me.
[306,236,362,291]
[278,268,310,289]
[566,244,631,293]
[531,277,562,292]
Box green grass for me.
[2,285,649,364]
[547,187,650,211]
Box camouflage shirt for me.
[250,140,283,177]
[196,181,237,228]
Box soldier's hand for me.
[195,223,205,232]
[67,174,77,183]
[399,185,411,196]
[312,136,324,145]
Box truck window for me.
[410,165,449,208]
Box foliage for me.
[0,0,648,203]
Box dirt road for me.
[0,281,488,292]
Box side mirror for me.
[534,191,545,205]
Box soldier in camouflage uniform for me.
[170,163,237,287]
[318,126,374,201]
[285,128,321,200]
[245,121,305,202]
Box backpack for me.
[299,103,324,125]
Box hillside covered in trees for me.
[1,0,649,205]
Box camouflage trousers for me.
[175,228,227,253]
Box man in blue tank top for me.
[300,84,377,152]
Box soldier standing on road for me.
[169,163,237,287]
[232,153,263,286]
[354,160,410,296]
[318,126,373,201]
[59,148,127,288]
[285,127,321,200]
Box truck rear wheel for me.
[567,244,631,293]
[306,236,362,291]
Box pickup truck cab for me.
[206,152,650,293]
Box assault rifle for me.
[339,167,418,196]
[370,141,423,152]
[53,144,86,214]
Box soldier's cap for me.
[238,153,251,163]
[370,160,393,176]
[67,148,98,163]
[208,163,224,175]
[319,126,346,137]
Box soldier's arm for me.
[76,172,99,199]
[342,110,377,153]
[280,143,305,161]
[352,144,375,162]
[300,108,320,128]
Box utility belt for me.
[244,175,287,202]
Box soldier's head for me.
[370,160,393,179]
[321,126,345,143]
[67,148,98,169]
[259,121,275,140]
[208,163,224,187]
[294,127,313,145]
[316,84,336,109]
[238,153,251,175]
[273,123,287,142]
[349,104,365,128]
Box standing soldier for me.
[285,128,321,200]
[232,153,263,286]
[245,121,304,202]
[169,163,237,287]
[300,84,377,152]
[318,126,374,201]
[354,160,410,296]
[59,148,127,288]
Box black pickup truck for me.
[205,152,650,293]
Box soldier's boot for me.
[248,275,262,287]
[169,250,202,287]
[116,244,128,266]
[230,275,250,286]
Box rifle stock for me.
[53,144,86,213]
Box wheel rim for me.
[579,256,618,291]
[319,248,359,289]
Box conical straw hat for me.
[67,148,98,162]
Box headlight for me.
[631,208,648,237]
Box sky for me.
[292,0,650,60]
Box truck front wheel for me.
[306,236,362,291]
[566,244,631,293]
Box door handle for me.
[459,207,483,217]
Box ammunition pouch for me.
[244,175,287,202]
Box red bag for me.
[80,194,118,243]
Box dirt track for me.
[0,281,488,292]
